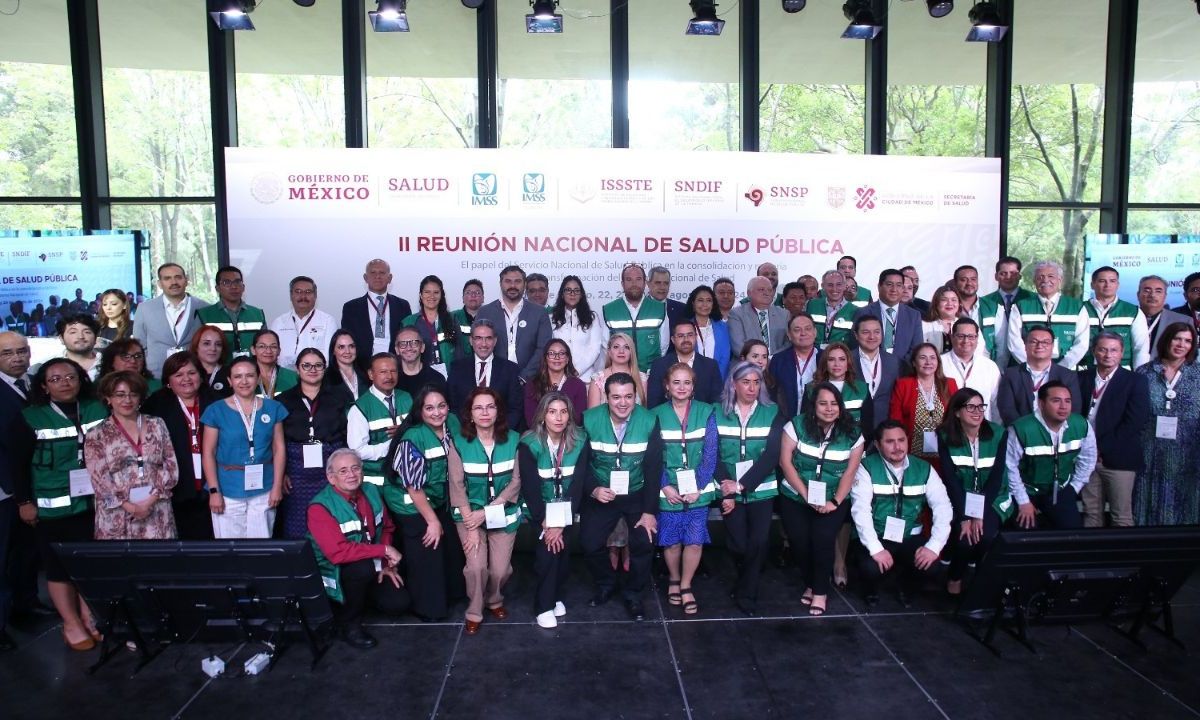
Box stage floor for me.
[4,547,1200,720]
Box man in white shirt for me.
[850,420,952,607]
[132,262,210,378]
[940,318,1002,423]
[1006,260,1090,369]
[853,315,900,435]
[346,354,410,486]
[269,275,338,370]
[53,314,101,381]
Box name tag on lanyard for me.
[484,504,507,530]
[546,501,573,528]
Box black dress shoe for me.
[0,630,15,652]
[341,625,378,650]
[589,588,615,607]
[625,600,646,622]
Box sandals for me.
[833,574,848,590]
[800,589,814,606]
[680,587,699,615]
[667,580,682,606]
[809,595,827,616]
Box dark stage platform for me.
[4,546,1200,720]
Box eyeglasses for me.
[952,333,978,341]
[46,374,79,385]
[299,362,326,372]
[110,391,141,401]
[332,465,363,477]
[963,403,988,413]
[0,347,31,358]
[562,287,582,295]
[472,404,498,413]
[291,288,315,296]
[1027,339,1053,347]
[395,340,421,349]
[254,344,280,352]
[118,352,145,362]
[463,290,484,298]
[546,351,568,359]
[217,278,244,287]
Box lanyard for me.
[49,401,85,464]
[370,293,389,320]
[863,354,880,394]
[234,396,260,462]
[170,297,190,344]
[549,438,566,499]
[1092,371,1113,402]
[258,366,277,397]
[208,366,221,388]
[611,418,627,469]
[917,381,938,411]
[178,396,201,452]
[228,307,243,352]
[954,357,974,383]
[292,312,315,354]
[677,401,692,469]
[696,321,708,354]
[813,426,833,483]
[1147,313,1162,339]
[302,395,320,441]
[1042,297,1058,322]
[1028,365,1050,392]
[884,463,904,517]
[1093,300,1113,327]
[1164,366,1183,410]
[341,367,359,397]
[1051,429,1061,486]
[482,441,497,501]
[112,415,146,480]
[794,349,815,388]
[968,437,981,492]
[736,402,756,460]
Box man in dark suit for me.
[648,267,689,330]
[767,313,822,418]
[1138,275,1190,359]
[0,331,33,650]
[1170,271,1200,334]
[646,319,723,407]
[851,316,900,436]
[853,269,923,364]
[340,259,413,369]
[447,319,522,431]
[1079,332,1151,527]
[474,265,552,382]
[900,266,931,315]
[995,325,1082,425]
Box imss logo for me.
[522,173,546,203]
[471,173,499,206]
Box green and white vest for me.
[653,401,716,512]
[941,421,1012,520]
[452,432,521,533]
[383,415,460,516]
[1079,299,1140,370]
[583,403,657,494]
[714,403,779,504]
[783,419,859,505]
[195,303,266,359]
[23,400,108,519]
[450,308,474,358]
[1013,294,1084,363]
[353,390,413,486]
[807,297,857,349]
[308,483,385,604]
[968,294,1003,361]
[520,431,587,503]
[601,298,666,373]
[804,380,868,427]
[1012,413,1089,497]
[257,367,299,399]
[862,453,933,540]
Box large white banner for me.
[0,233,137,310]
[226,148,1000,320]
[1084,237,1200,310]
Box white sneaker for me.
[553,601,567,617]
[536,610,558,629]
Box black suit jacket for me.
[447,355,523,431]
[855,349,901,435]
[340,293,413,369]
[1079,368,1151,471]
[909,297,931,316]
[995,365,1082,425]
[645,352,723,408]
[0,378,30,495]
[666,298,688,331]
[852,301,924,365]
[767,348,824,419]
[141,387,216,503]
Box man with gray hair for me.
[447,318,522,430]
[1137,275,1190,357]
[1006,259,1090,369]
[647,266,688,329]
[807,270,857,349]
[728,276,790,356]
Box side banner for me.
[226,148,1000,320]
[1084,238,1200,310]
[0,233,137,310]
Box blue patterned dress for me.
[658,415,720,547]
[1134,361,1200,525]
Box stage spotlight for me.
[209,0,257,31]
[461,0,485,7]
[841,0,882,40]
[926,0,953,18]
[370,0,410,32]
[782,0,807,12]
[292,0,316,7]
[686,0,725,36]
[965,0,1007,42]
[526,0,564,33]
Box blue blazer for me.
[698,319,731,378]
[768,348,824,419]
[1079,368,1150,472]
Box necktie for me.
[374,295,386,339]
[1042,299,1053,317]
[385,394,395,420]
[884,306,896,350]
[758,309,769,344]
[478,361,488,387]
[15,377,27,395]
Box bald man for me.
[340,259,414,368]
[740,262,785,308]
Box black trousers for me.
[337,558,412,626]
[579,494,653,600]
[0,498,12,632]
[857,534,932,596]
[397,508,465,621]
[173,496,214,541]
[723,499,774,606]
[946,510,1000,582]
[6,510,39,611]
[1027,486,1083,529]
[533,534,572,615]
[779,497,850,596]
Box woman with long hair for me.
[889,343,958,471]
[402,275,460,375]
[96,288,132,349]
[250,328,298,398]
[687,285,731,378]
[550,275,604,382]
[519,391,589,628]
[523,338,588,427]
[325,329,368,403]
[1135,322,1200,525]
[587,332,647,408]
[806,341,872,433]
[190,324,231,397]
[923,285,977,356]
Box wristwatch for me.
[207,486,221,495]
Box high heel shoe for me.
[63,629,96,652]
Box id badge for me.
[1051,338,1061,358]
[883,515,906,543]
[68,469,94,498]
[1156,416,1178,441]
[191,452,203,477]
[965,492,986,519]
[546,501,573,528]
[807,479,827,506]
[735,460,753,481]
[675,469,698,496]
[373,558,383,573]
[129,485,153,503]
[302,442,324,469]
[484,504,508,530]
[609,470,630,495]
[922,431,938,453]
[244,463,265,491]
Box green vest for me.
[451,432,521,533]
[1080,299,1140,370]
[353,390,413,486]
[583,403,657,494]
[520,431,587,503]
[308,483,385,604]
[861,453,932,540]
[383,416,460,516]
[970,294,1003,361]
[23,400,108,519]
[803,380,869,427]
[1012,414,1089,497]
[1013,294,1084,363]
[401,313,456,366]
[5,313,29,335]
[450,308,474,358]
[807,297,857,349]
[257,367,299,398]
[653,401,716,512]
[714,402,779,504]
[783,419,860,505]
[195,303,266,360]
[601,298,666,373]
[941,422,1012,519]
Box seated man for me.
[850,420,952,608]
[307,449,410,649]
[1006,380,1097,530]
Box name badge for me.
[431,363,448,378]
[1156,416,1178,441]
[191,453,203,477]
[68,469,94,498]
[675,469,698,496]
[303,442,324,469]
[546,501,573,528]
[130,485,154,504]
[965,492,985,519]
[484,504,508,530]
[883,515,906,543]
[1051,338,1061,358]
[922,431,938,453]
[232,350,251,359]
[169,346,188,356]
[807,479,827,507]
[373,558,383,573]
[735,460,753,481]
[609,470,630,495]
[244,464,265,491]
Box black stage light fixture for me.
[966,0,1008,42]
[293,0,316,7]
[841,0,882,39]
[527,0,564,33]
[687,0,725,35]
[462,0,485,7]
[370,0,410,32]
[926,0,953,18]
[782,0,807,13]
[210,0,257,31]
